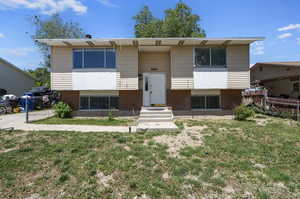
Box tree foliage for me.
[32,14,85,68]
[133,2,205,38]
[26,67,50,87]
[29,14,84,87]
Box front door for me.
[143,73,166,106]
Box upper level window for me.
[73,48,116,69]
[195,47,226,68]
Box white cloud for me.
[97,0,117,7]
[0,47,36,56]
[277,33,292,39]
[278,24,300,31]
[0,0,87,15]
[0,33,4,38]
[251,41,264,55]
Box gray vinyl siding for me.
[0,59,34,96]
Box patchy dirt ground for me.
[150,124,207,157]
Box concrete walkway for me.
[0,110,136,133]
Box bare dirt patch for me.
[96,172,114,187]
[0,147,18,153]
[24,194,41,199]
[150,124,207,157]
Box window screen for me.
[90,96,109,109]
[191,96,205,109]
[84,50,104,68]
[73,48,116,68]
[195,48,210,67]
[73,50,83,68]
[110,96,119,109]
[80,96,89,110]
[80,96,119,110]
[106,49,116,68]
[211,48,226,66]
[195,47,226,68]
[191,95,220,109]
[206,96,220,109]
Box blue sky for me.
[0,0,299,70]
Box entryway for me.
[143,73,166,107]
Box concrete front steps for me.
[137,107,178,132]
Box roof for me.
[36,37,264,47]
[251,62,300,70]
[0,57,35,80]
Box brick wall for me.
[167,90,191,110]
[60,91,79,110]
[221,89,242,109]
[119,90,142,111]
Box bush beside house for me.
[234,105,255,121]
[54,102,72,118]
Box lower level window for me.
[80,96,119,110]
[191,95,220,109]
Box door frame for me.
[142,72,167,106]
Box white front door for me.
[143,73,166,106]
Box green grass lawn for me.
[0,116,299,198]
[32,116,135,126]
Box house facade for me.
[38,37,263,112]
[0,57,35,96]
[251,62,300,99]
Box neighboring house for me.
[38,37,263,112]
[251,62,300,99]
[0,57,35,96]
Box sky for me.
[0,0,299,70]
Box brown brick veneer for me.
[119,90,142,111]
[221,89,242,109]
[167,90,191,110]
[60,91,79,110]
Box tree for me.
[30,14,85,87]
[32,14,85,68]
[133,6,164,37]
[162,2,205,37]
[133,2,205,38]
[26,67,50,87]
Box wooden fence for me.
[243,90,300,121]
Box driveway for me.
[0,109,54,128]
[0,109,135,133]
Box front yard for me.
[32,116,135,126]
[0,115,299,198]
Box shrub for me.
[54,102,72,118]
[234,105,255,121]
[108,110,115,121]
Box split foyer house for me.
[251,62,300,99]
[38,37,263,113]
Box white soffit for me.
[37,37,265,47]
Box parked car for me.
[0,88,7,97]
